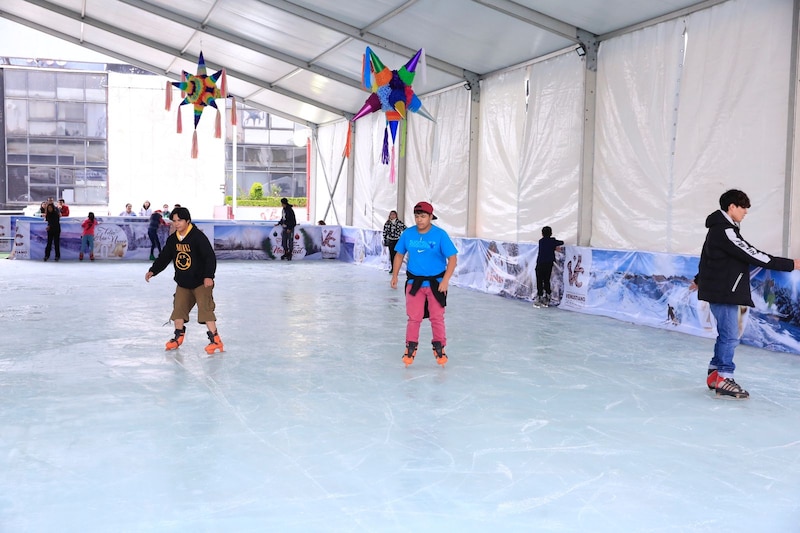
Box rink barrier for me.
[339,227,800,357]
[9,217,799,356]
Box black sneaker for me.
[715,378,749,399]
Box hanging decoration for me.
[165,51,232,158]
[348,47,434,177]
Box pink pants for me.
[405,285,446,346]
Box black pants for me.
[387,239,399,272]
[148,228,161,256]
[45,227,61,259]
[535,262,554,298]
[282,226,295,258]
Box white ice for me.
[2,259,800,532]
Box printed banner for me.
[11,217,340,262]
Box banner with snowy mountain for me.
[341,228,800,356]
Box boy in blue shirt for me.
[391,202,458,367]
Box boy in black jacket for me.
[145,207,224,354]
[695,189,799,399]
[534,226,564,307]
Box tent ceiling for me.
[1,0,721,126]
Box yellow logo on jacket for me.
[175,243,191,270]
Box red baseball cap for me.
[413,201,438,220]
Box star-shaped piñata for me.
[350,47,434,172]
[166,51,228,158]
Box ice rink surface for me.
[2,259,800,532]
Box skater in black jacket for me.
[276,198,297,260]
[145,207,224,354]
[534,226,564,307]
[694,189,800,399]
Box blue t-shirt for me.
[395,225,458,285]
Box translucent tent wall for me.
[316,0,799,258]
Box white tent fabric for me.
[593,0,792,254]
[477,53,584,242]
[314,121,349,225]
[406,88,472,236]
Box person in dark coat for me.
[276,197,297,260]
[694,189,800,399]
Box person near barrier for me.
[43,202,61,262]
[80,212,97,261]
[276,197,297,260]
[534,226,564,307]
[148,210,166,260]
[145,207,224,355]
[694,189,800,399]
[383,210,406,274]
[390,201,458,367]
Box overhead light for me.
[576,45,586,57]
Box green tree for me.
[249,182,264,200]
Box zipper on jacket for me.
[731,273,743,292]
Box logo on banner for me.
[562,246,590,310]
[568,254,585,287]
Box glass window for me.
[86,141,107,164]
[58,167,76,185]
[270,147,295,169]
[29,122,58,136]
[57,72,84,100]
[87,103,106,138]
[244,129,269,144]
[58,122,86,137]
[85,168,107,184]
[30,185,59,202]
[58,102,84,121]
[7,166,30,202]
[29,140,58,164]
[7,139,28,156]
[244,146,270,167]
[270,130,294,145]
[28,71,56,98]
[5,70,27,97]
[29,100,57,120]
[271,116,294,129]
[58,140,86,165]
[6,100,28,135]
[85,74,107,101]
[29,166,56,185]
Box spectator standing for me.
[58,198,70,217]
[44,202,61,261]
[119,203,136,216]
[383,210,406,274]
[148,210,166,260]
[276,198,297,260]
[139,200,153,217]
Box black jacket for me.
[148,224,216,289]
[280,204,297,229]
[696,210,793,306]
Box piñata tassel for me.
[381,128,390,165]
[191,130,199,159]
[215,108,222,138]
[177,108,183,133]
[231,97,237,126]
[389,144,396,184]
[343,123,352,158]
[220,69,228,98]
[165,80,172,111]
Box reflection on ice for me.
[1,259,799,531]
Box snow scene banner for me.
[0,215,12,253]
[341,228,800,356]
[10,218,340,261]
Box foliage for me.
[225,196,307,207]
[249,182,264,200]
